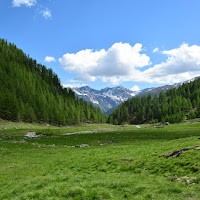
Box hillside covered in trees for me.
[0,39,106,125]
[108,78,200,125]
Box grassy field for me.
[0,119,200,199]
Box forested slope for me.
[108,78,200,124]
[0,39,106,125]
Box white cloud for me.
[44,56,56,62]
[153,48,159,53]
[59,42,200,85]
[12,1,52,20]
[59,49,106,74]
[130,85,140,92]
[41,8,51,19]
[62,83,87,88]
[143,43,200,83]
[110,43,200,84]
[59,42,151,84]
[12,0,36,7]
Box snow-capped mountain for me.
[72,86,141,113]
[71,76,200,113]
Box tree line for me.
[108,78,200,124]
[0,38,106,125]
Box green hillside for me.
[0,39,106,125]
[108,78,200,124]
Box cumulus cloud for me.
[59,49,106,74]
[130,85,140,92]
[59,42,151,84]
[153,48,159,53]
[12,0,36,7]
[143,43,200,83]
[41,8,51,19]
[59,43,200,85]
[44,56,56,62]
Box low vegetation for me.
[0,119,200,199]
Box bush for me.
[36,129,54,136]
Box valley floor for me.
[0,120,200,199]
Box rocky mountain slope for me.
[72,86,140,113]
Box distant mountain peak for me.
[71,85,139,113]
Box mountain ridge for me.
[72,86,140,113]
[70,76,199,113]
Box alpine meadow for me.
[1,0,200,200]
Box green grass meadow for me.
[0,120,200,199]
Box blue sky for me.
[1,0,200,90]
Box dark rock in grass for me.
[98,141,106,146]
[8,139,27,144]
[171,175,181,182]
[32,142,39,146]
[171,175,197,184]
[75,144,89,148]
[159,145,200,158]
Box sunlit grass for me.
[0,120,200,199]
